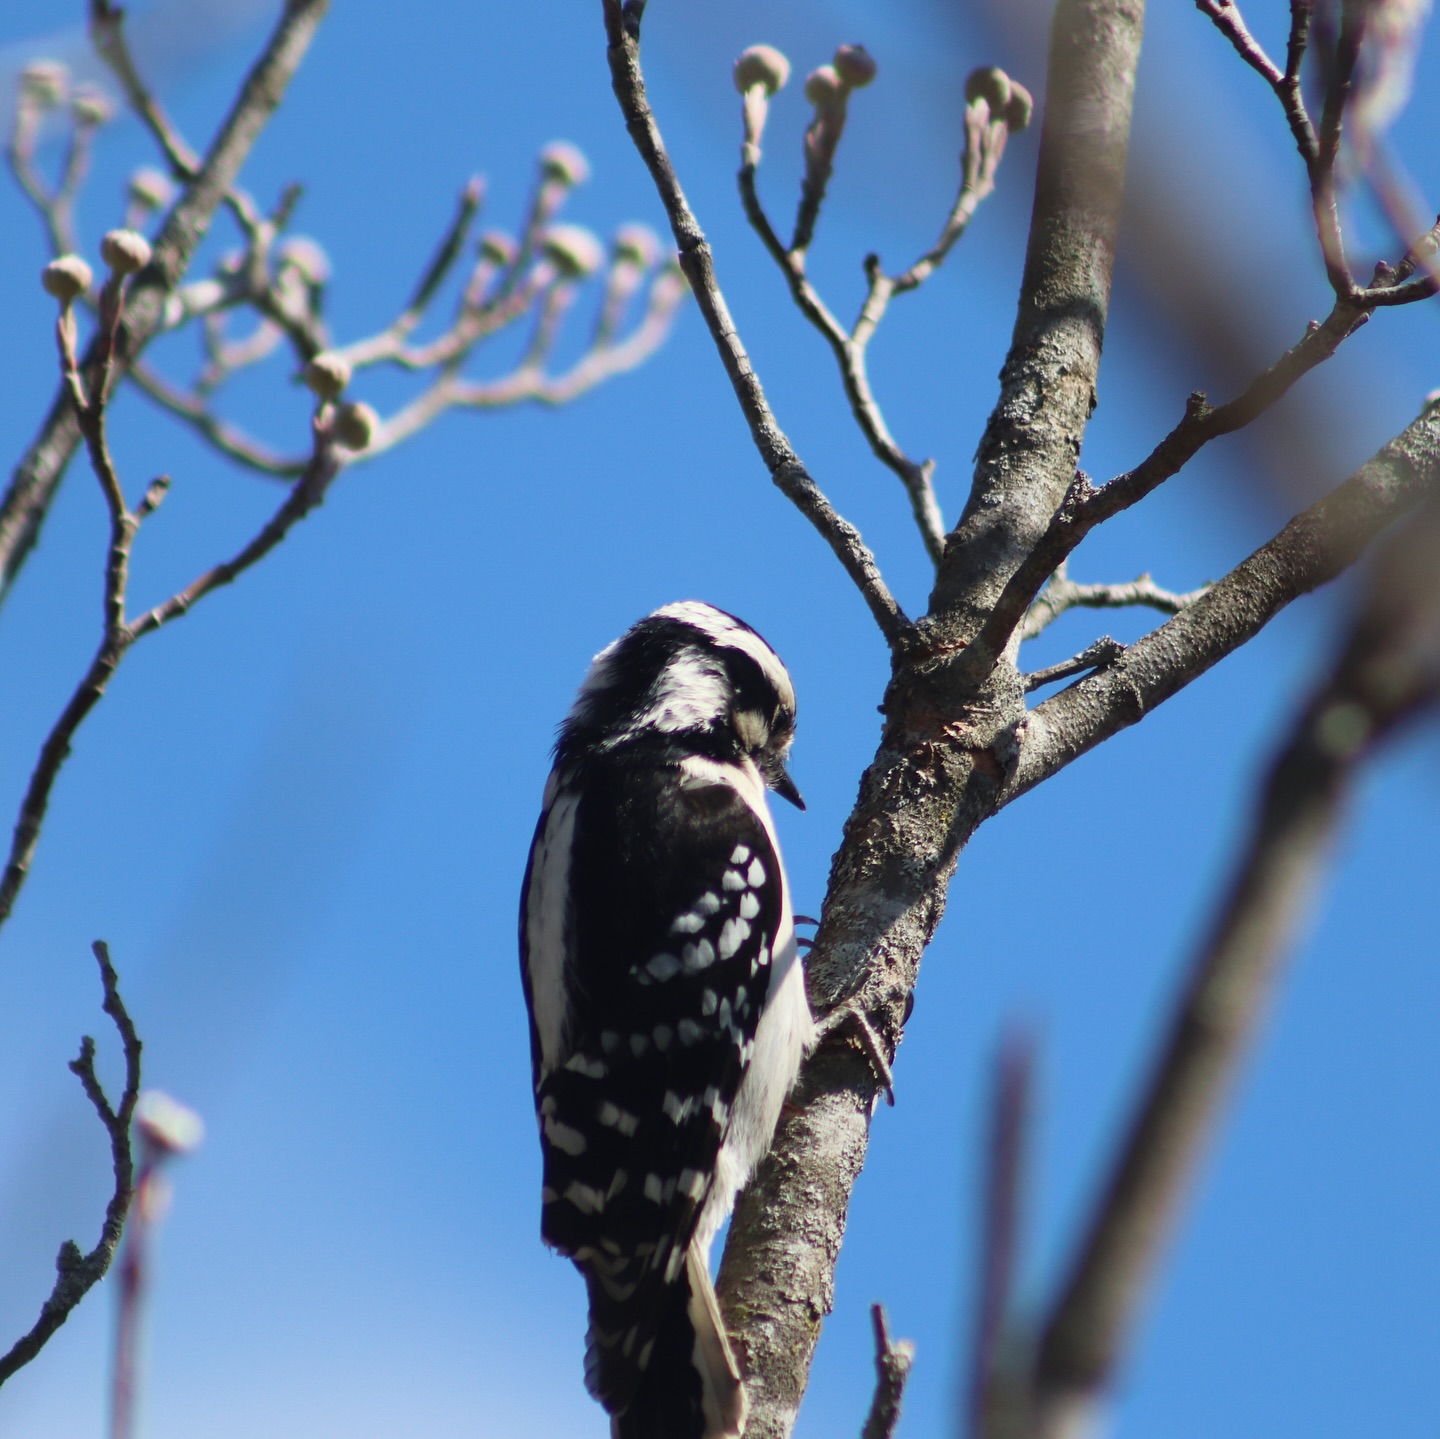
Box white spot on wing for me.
[730,843,751,863]
[722,869,746,892]
[739,891,760,920]
[647,952,681,981]
[718,916,751,959]
[543,1117,588,1155]
[682,939,716,972]
[747,857,767,887]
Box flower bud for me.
[71,84,114,126]
[20,61,68,109]
[276,236,331,286]
[543,223,605,279]
[804,64,845,112]
[479,231,518,266]
[833,44,877,89]
[100,228,153,275]
[333,401,379,451]
[733,45,790,96]
[128,167,176,213]
[1003,80,1034,131]
[135,1091,205,1157]
[304,351,352,400]
[539,141,590,187]
[964,66,1013,113]
[42,254,93,304]
[613,223,661,269]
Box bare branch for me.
[0,287,343,934]
[1027,499,1440,1439]
[0,942,141,1385]
[0,0,331,603]
[1010,396,1440,801]
[1023,637,1126,695]
[1022,562,1209,641]
[603,0,910,649]
[860,1305,914,1439]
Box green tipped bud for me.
[71,84,114,126]
[733,45,791,96]
[804,64,845,111]
[20,60,68,109]
[833,44,877,89]
[540,141,590,187]
[543,223,605,279]
[479,231,519,266]
[1002,80,1034,131]
[128,167,175,212]
[135,1091,205,1157]
[42,254,93,304]
[100,228,152,275]
[276,236,331,286]
[333,401,379,451]
[964,66,1013,113]
[613,223,662,268]
[304,351,352,401]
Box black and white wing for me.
[519,745,790,1438]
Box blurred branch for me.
[968,1031,1032,1439]
[0,0,331,605]
[1010,394,1440,801]
[1026,498,1440,1439]
[603,0,911,649]
[0,942,141,1386]
[860,1305,914,1439]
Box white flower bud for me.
[833,45,877,89]
[304,351,352,400]
[135,1091,205,1157]
[733,45,791,96]
[543,223,605,279]
[804,64,845,112]
[71,84,114,126]
[964,66,1013,113]
[42,255,93,304]
[333,401,379,451]
[540,141,591,187]
[1003,81,1034,131]
[479,231,518,266]
[100,229,152,275]
[128,167,176,212]
[276,236,331,286]
[613,224,662,269]
[20,61,68,109]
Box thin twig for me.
[1022,636,1126,695]
[953,288,1375,690]
[1022,563,1209,641]
[0,297,343,935]
[603,0,909,647]
[860,1304,915,1439]
[0,942,141,1385]
[0,0,332,603]
[1027,499,1440,1439]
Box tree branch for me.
[0,0,331,604]
[860,1305,914,1439]
[1026,497,1440,1439]
[602,0,910,649]
[715,6,1146,1434]
[1009,395,1440,801]
[0,942,141,1385]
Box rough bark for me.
[715,4,1147,1434]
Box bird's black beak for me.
[772,766,805,810]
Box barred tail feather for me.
[600,1245,746,1439]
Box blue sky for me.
[0,3,1436,1437]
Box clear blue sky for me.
[0,3,1436,1437]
